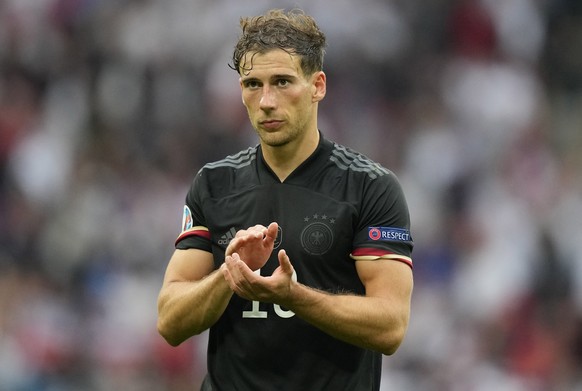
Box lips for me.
[259,120,284,129]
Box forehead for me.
[240,49,303,78]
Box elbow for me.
[157,299,183,346]
[157,308,207,347]
[157,294,193,347]
[157,317,186,347]
[381,338,403,356]
[378,323,408,356]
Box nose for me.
[259,86,276,110]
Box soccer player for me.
[157,9,414,391]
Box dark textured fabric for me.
[176,133,413,390]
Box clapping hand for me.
[224,222,279,271]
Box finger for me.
[265,222,279,240]
[245,228,266,242]
[225,252,237,266]
[225,254,255,293]
[234,228,247,238]
[278,249,293,274]
[229,253,258,280]
[234,257,259,284]
[225,236,245,256]
[259,222,278,248]
[226,232,260,255]
[247,225,267,237]
[221,259,236,290]
[226,253,244,280]
[228,255,261,298]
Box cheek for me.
[241,95,256,114]
[280,89,303,109]
[241,93,250,107]
[293,93,313,114]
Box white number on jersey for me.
[242,268,297,319]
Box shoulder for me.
[327,141,393,181]
[190,146,259,198]
[199,146,258,174]
[321,140,407,209]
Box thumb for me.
[278,249,293,274]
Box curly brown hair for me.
[231,9,326,77]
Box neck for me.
[262,129,320,182]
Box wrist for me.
[280,279,304,310]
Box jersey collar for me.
[257,131,333,184]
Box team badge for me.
[300,213,335,255]
[274,225,283,249]
[181,205,193,233]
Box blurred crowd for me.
[1,0,581,390]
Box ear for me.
[239,78,245,104]
[311,71,326,103]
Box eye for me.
[244,80,261,89]
[277,79,289,87]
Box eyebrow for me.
[271,74,297,80]
[241,74,298,83]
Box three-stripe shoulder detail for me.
[201,147,257,171]
[330,144,390,179]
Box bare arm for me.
[157,223,279,346]
[288,258,413,355]
[157,248,232,346]
[222,250,413,355]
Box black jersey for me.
[176,134,413,391]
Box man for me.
[157,9,414,391]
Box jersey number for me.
[242,269,297,319]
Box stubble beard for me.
[256,124,301,148]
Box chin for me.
[264,140,289,148]
[258,131,292,148]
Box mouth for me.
[259,119,284,130]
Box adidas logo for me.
[218,227,237,246]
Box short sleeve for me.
[175,170,213,252]
[350,171,413,268]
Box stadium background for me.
[1,0,581,390]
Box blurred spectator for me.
[0,0,581,390]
